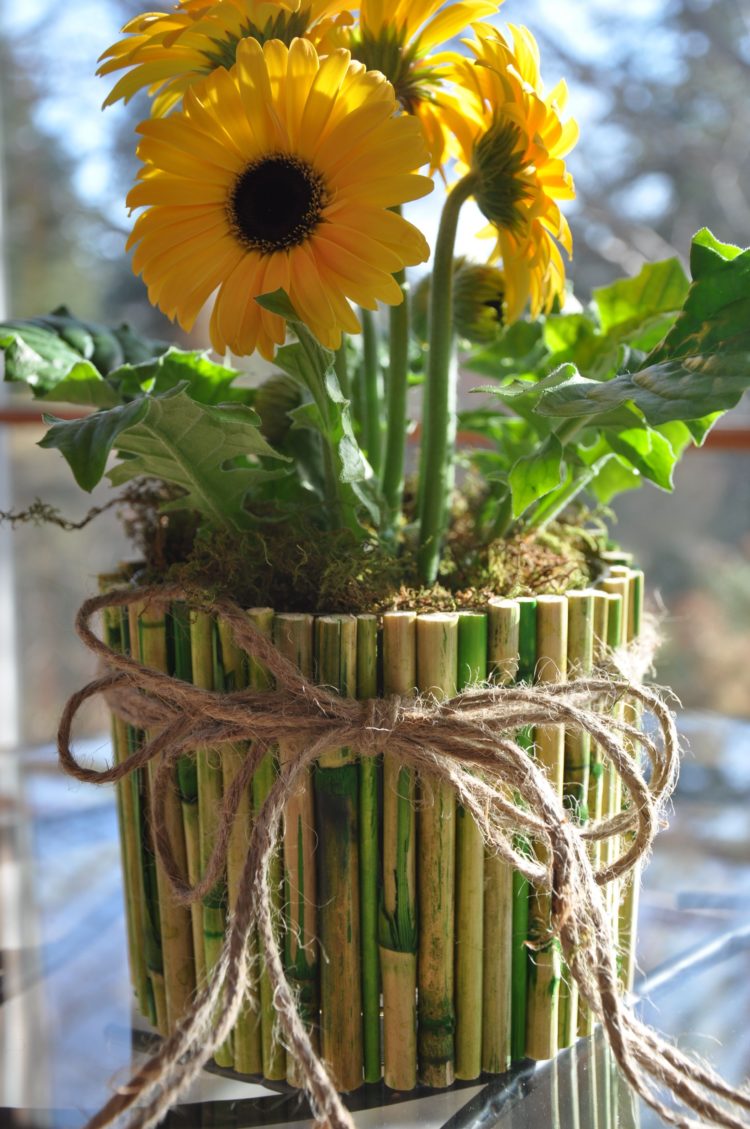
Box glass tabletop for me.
[2,711,749,1129]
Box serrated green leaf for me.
[256,288,378,532]
[509,434,563,517]
[39,399,148,491]
[140,349,254,405]
[107,388,281,531]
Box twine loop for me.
[57,584,750,1129]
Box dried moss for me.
[126,500,610,613]
[13,481,613,612]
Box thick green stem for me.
[381,265,410,532]
[417,174,477,584]
[360,307,382,476]
[334,339,350,399]
[485,488,513,543]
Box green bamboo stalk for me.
[360,307,382,475]
[216,613,263,1076]
[416,612,458,1087]
[99,575,150,1016]
[123,606,163,1030]
[356,615,381,1083]
[511,596,537,1062]
[380,611,418,1091]
[247,608,286,1081]
[274,613,319,1087]
[454,610,487,1080]
[559,590,595,1048]
[610,568,644,993]
[483,598,520,1074]
[189,609,232,1068]
[134,598,196,1034]
[315,615,364,1092]
[525,595,567,1062]
[168,602,205,993]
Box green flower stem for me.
[381,250,410,531]
[417,174,477,584]
[360,306,382,475]
[334,338,350,399]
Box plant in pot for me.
[2,3,750,1128]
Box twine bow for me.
[59,585,750,1129]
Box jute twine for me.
[58,584,750,1129]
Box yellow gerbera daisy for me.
[444,23,578,320]
[334,0,503,170]
[98,0,353,114]
[126,36,433,358]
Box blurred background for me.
[0,0,749,743]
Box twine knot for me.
[58,584,750,1129]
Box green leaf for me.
[593,258,690,341]
[1,324,100,394]
[508,434,563,518]
[122,349,254,405]
[107,388,281,531]
[463,319,548,380]
[0,308,168,395]
[602,426,677,491]
[590,455,643,505]
[256,289,378,531]
[39,399,148,491]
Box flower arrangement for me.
[3,2,750,1127]
[3,2,748,600]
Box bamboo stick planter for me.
[106,573,648,1092]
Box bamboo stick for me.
[315,615,364,1091]
[454,611,487,1080]
[610,568,644,993]
[601,592,625,937]
[356,614,382,1083]
[216,613,263,1076]
[601,576,629,974]
[510,596,537,1062]
[246,608,286,1080]
[380,611,418,1091]
[578,590,612,1039]
[416,612,458,1087]
[99,576,150,1016]
[559,590,595,1048]
[525,594,567,1062]
[482,598,519,1074]
[189,609,232,1068]
[274,612,319,1087]
[168,603,205,992]
[133,598,196,1034]
[122,606,163,1030]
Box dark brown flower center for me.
[228,154,326,253]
